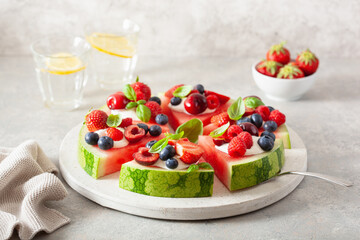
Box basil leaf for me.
[227,97,246,120]
[136,104,151,122]
[123,84,137,101]
[197,162,213,169]
[137,100,146,105]
[244,97,264,109]
[106,114,122,127]
[176,119,203,143]
[126,102,138,109]
[173,85,192,98]
[169,131,184,140]
[135,76,139,82]
[209,122,230,138]
[149,138,168,153]
[187,164,199,173]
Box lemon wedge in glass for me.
[45,52,85,75]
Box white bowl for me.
[252,63,316,101]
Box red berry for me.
[266,42,291,65]
[255,105,270,121]
[226,125,243,140]
[213,138,226,146]
[237,132,253,149]
[295,49,319,76]
[105,128,124,141]
[145,101,162,120]
[176,140,204,164]
[269,110,286,126]
[206,95,220,109]
[124,125,146,143]
[134,147,159,166]
[184,93,208,115]
[107,92,130,110]
[165,84,184,98]
[131,82,151,101]
[210,112,229,127]
[119,118,133,128]
[85,110,108,132]
[228,136,247,157]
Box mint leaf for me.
[227,97,246,120]
[136,104,151,122]
[173,85,192,98]
[123,84,137,101]
[197,162,213,169]
[187,164,199,173]
[106,114,122,127]
[137,100,146,105]
[244,97,264,109]
[176,119,203,143]
[149,138,168,153]
[209,122,230,138]
[126,102,137,109]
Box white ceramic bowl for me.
[252,63,316,101]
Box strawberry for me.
[176,140,204,164]
[204,90,230,105]
[237,132,253,149]
[228,136,247,157]
[165,84,184,98]
[210,112,230,127]
[206,95,220,109]
[295,49,319,76]
[226,125,243,140]
[255,105,270,121]
[269,110,286,126]
[266,42,291,65]
[277,64,305,79]
[105,128,124,141]
[131,81,151,101]
[85,110,108,132]
[119,118,132,128]
[256,60,283,77]
[145,101,162,120]
[134,147,159,166]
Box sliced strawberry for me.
[204,90,230,105]
[176,140,204,164]
[124,125,146,143]
[165,84,184,98]
[210,112,229,127]
[134,147,159,166]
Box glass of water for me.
[85,18,140,89]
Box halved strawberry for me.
[134,147,159,166]
[106,128,123,141]
[204,90,230,105]
[211,112,229,127]
[176,140,204,164]
[165,84,184,98]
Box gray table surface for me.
[1,56,359,239]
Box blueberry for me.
[267,106,275,112]
[149,96,161,105]
[137,123,149,134]
[149,125,162,136]
[258,136,274,151]
[195,84,205,94]
[85,132,99,145]
[261,131,276,141]
[263,121,277,132]
[146,140,157,148]
[250,113,263,128]
[98,136,114,150]
[166,158,179,169]
[237,117,251,125]
[159,145,176,160]
[170,97,182,106]
[155,114,168,125]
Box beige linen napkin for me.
[0,140,70,240]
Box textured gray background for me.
[1,0,360,57]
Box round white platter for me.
[59,124,307,220]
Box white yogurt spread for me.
[215,136,265,156]
[95,127,129,148]
[168,97,216,115]
[152,155,191,170]
[111,109,140,121]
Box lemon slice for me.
[86,33,136,58]
[45,52,85,75]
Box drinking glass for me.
[85,18,140,89]
[31,35,91,110]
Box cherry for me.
[107,92,130,109]
[184,93,208,115]
[238,122,259,136]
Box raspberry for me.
[131,82,151,101]
[206,95,220,109]
[211,112,229,127]
[269,110,286,126]
[228,136,247,157]
[105,128,124,141]
[145,101,162,120]
[226,125,243,140]
[237,131,253,149]
[85,110,108,132]
[255,105,270,121]
[119,118,132,128]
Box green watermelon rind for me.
[119,161,214,198]
[229,139,285,191]
[276,124,291,149]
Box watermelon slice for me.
[198,135,285,191]
[119,160,214,198]
[78,123,169,179]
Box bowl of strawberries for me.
[252,42,319,101]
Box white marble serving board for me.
[59,124,307,220]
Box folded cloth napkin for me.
[0,140,70,240]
